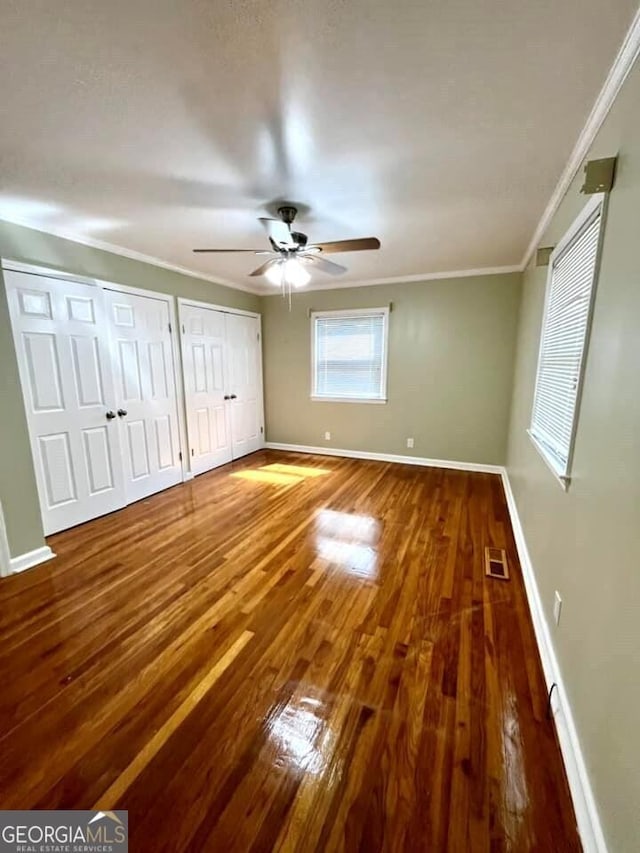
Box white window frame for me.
[527,193,606,489]
[310,306,390,404]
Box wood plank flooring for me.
[0,451,580,851]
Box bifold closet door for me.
[225,313,263,459]
[180,303,233,474]
[179,303,263,474]
[105,290,183,503]
[5,271,127,535]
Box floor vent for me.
[484,547,510,580]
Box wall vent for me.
[484,547,510,580]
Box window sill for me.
[310,396,387,405]
[527,430,571,491]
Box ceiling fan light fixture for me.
[192,204,380,299]
[265,258,310,288]
[287,259,311,288]
[264,262,282,287]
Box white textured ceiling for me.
[0,0,637,292]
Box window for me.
[311,307,389,403]
[529,196,604,486]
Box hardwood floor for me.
[0,451,580,851]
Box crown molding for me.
[260,264,523,295]
[0,214,263,295]
[521,7,640,270]
[0,210,523,295]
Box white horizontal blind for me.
[530,208,602,475]
[313,311,387,400]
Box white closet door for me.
[226,313,263,459]
[106,290,183,503]
[179,303,232,474]
[5,271,126,535]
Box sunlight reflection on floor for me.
[315,509,380,545]
[230,469,304,486]
[268,694,333,777]
[313,509,381,578]
[230,462,332,487]
[261,463,332,478]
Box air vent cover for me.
[485,547,510,580]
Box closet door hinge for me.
[168,322,172,333]
[257,332,260,341]
[178,451,182,461]
[260,426,264,434]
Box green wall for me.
[0,220,259,557]
[1,231,522,561]
[262,273,522,464]
[505,59,640,851]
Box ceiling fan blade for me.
[193,248,268,253]
[249,258,281,277]
[301,255,347,276]
[259,217,296,249]
[307,237,381,254]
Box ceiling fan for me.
[193,205,381,290]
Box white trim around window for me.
[528,193,607,488]
[310,307,390,403]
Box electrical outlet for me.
[324,431,331,441]
[553,591,562,626]
[406,437,414,449]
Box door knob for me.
[224,395,230,400]
[229,394,237,399]
[105,410,116,420]
[117,408,128,417]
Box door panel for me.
[82,426,115,494]
[6,271,126,534]
[179,303,232,475]
[195,408,211,455]
[148,343,168,397]
[154,415,175,469]
[126,420,150,479]
[106,290,182,503]
[117,340,143,400]
[23,332,65,410]
[39,432,77,506]
[66,295,95,323]
[225,313,263,459]
[71,337,104,406]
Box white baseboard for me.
[264,442,504,474]
[9,545,56,575]
[500,471,607,853]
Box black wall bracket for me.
[581,156,617,194]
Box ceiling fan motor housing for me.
[278,205,298,225]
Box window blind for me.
[530,208,602,476]
[313,311,387,400]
